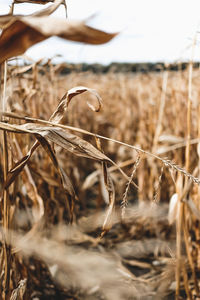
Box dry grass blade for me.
[10,279,27,300]
[4,141,39,189]
[12,139,44,222]
[168,193,179,225]
[50,86,102,124]
[34,134,75,220]
[95,137,116,237]
[101,162,115,237]
[35,134,75,197]
[0,16,117,64]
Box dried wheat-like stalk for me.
[121,153,141,219]
[153,165,164,203]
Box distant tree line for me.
[56,62,200,74]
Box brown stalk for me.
[185,61,193,173]
[181,38,197,299]
[175,175,183,299]
[1,61,11,300]
[153,69,168,150]
[182,261,192,300]
[175,37,196,299]
[183,204,199,296]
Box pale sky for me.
[1,0,200,64]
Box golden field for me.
[1,63,200,299]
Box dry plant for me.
[1,1,200,299]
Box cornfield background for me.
[1,1,200,299]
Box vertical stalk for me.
[185,61,193,173]
[150,68,168,202]
[183,205,199,295]
[197,82,200,275]
[182,261,192,300]
[176,191,183,299]
[1,61,11,300]
[153,68,168,150]
[180,35,197,299]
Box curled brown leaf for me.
[50,86,102,124]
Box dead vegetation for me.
[1,1,200,299]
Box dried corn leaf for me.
[100,172,109,204]
[168,193,179,225]
[13,139,44,221]
[0,16,117,63]
[20,133,75,220]
[5,141,39,189]
[35,134,75,199]
[50,86,102,124]
[101,162,115,237]
[95,138,115,237]
[25,125,110,161]
[67,86,102,111]
[185,198,200,220]
[0,0,63,28]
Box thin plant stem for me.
[153,69,168,150]
[1,61,11,299]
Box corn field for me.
[1,1,200,299]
